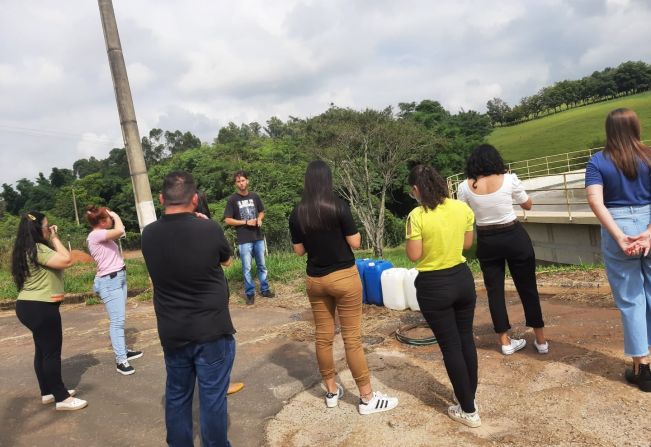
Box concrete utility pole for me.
[98,0,157,231]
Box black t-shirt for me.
[141,213,234,349]
[223,192,264,244]
[288,198,358,277]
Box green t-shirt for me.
[16,243,65,303]
[406,198,474,272]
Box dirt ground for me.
[262,282,650,447]
[1,267,649,446]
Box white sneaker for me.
[448,404,481,428]
[325,383,344,408]
[55,397,88,411]
[358,391,398,415]
[42,389,75,405]
[501,338,527,355]
[534,340,549,354]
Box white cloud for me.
[76,133,113,158]
[1,0,651,186]
[126,63,155,90]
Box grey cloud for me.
[2,0,651,186]
[155,106,221,142]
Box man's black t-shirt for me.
[223,192,264,244]
[141,213,234,349]
[288,198,358,277]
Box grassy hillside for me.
[488,91,651,162]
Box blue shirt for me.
[585,151,651,207]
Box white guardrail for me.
[448,148,600,222]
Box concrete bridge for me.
[448,149,603,265]
[516,171,601,264]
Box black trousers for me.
[476,221,545,334]
[416,263,478,413]
[15,300,70,402]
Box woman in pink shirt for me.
[86,206,142,375]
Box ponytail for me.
[408,164,449,211]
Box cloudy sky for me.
[1,0,651,186]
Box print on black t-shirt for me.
[237,198,257,220]
[224,192,265,244]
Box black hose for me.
[395,321,438,346]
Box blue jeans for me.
[163,335,235,447]
[239,239,269,297]
[601,205,651,357]
[93,269,127,363]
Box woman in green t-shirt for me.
[11,211,88,411]
[405,164,480,428]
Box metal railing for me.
[518,172,589,222]
[447,147,600,196]
[447,148,604,223]
[448,142,651,222]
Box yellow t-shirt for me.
[16,243,65,303]
[406,198,474,271]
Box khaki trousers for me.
[306,265,370,387]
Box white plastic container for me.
[403,268,420,311]
[380,268,408,310]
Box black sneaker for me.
[625,363,651,392]
[116,361,135,376]
[261,290,275,298]
[245,294,255,305]
[126,350,143,361]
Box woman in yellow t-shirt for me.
[405,165,480,428]
[11,211,87,411]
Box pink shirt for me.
[87,229,125,277]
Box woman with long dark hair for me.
[12,212,87,410]
[457,144,548,356]
[405,164,480,428]
[86,206,142,375]
[586,108,651,392]
[289,160,398,414]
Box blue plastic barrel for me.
[355,258,373,303]
[364,260,394,306]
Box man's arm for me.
[223,197,249,227]
[225,217,256,227]
[255,193,265,227]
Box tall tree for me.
[486,98,511,125]
[1,183,23,214]
[49,168,75,188]
[308,106,434,257]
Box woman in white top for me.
[457,144,548,356]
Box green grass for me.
[0,270,16,300]
[0,247,602,301]
[488,91,651,162]
[359,245,481,273]
[0,258,152,301]
[224,251,307,283]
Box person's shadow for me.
[0,353,100,447]
[61,352,101,388]
[268,342,322,398]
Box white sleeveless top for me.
[456,173,529,226]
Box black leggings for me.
[15,300,70,402]
[476,222,544,334]
[416,263,478,413]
